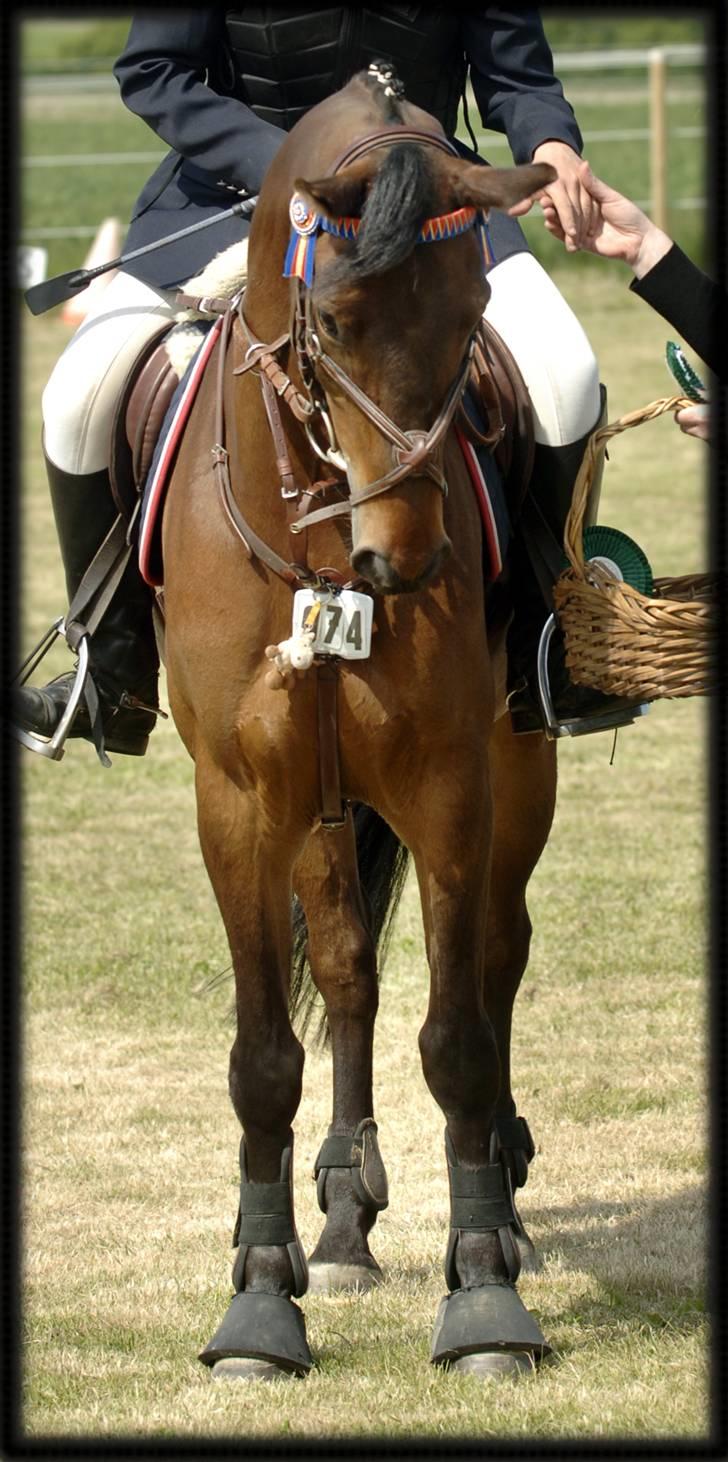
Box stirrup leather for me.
[10,512,135,766]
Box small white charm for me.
[264,603,323,689]
[264,630,316,689]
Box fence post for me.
[648,47,668,230]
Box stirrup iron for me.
[10,617,92,762]
[536,613,649,740]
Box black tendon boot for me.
[13,455,160,756]
[507,388,646,737]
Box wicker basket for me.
[553,396,720,701]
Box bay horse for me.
[161,67,559,1380]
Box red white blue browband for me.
[283,191,495,287]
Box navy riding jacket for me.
[113,7,583,288]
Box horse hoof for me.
[210,1357,295,1383]
[431,1283,550,1371]
[307,1261,382,1294]
[199,1291,313,1375]
[451,1349,536,1380]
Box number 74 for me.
[322,605,363,652]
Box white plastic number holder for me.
[292,588,373,660]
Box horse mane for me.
[322,63,438,285]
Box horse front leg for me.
[192,753,313,1382]
[482,714,558,1271]
[407,756,550,1379]
[293,810,388,1293]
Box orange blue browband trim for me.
[283,192,495,287]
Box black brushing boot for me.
[13,454,160,757]
[507,389,646,737]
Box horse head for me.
[246,68,554,595]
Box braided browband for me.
[320,205,479,244]
[283,193,494,286]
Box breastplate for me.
[224,7,466,135]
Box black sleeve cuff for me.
[629,244,720,377]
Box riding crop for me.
[24,195,258,316]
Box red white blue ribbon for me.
[283,191,496,286]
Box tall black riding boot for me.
[13,454,160,756]
[506,388,644,736]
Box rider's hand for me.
[674,403,710,441]
[544,160,674,277]
[508,141,598,250]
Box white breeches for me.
[484,252,600,445]
[42,272,180,474]
[41,249,600,475]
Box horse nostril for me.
[350,549,401,593]
[351,543,449,594]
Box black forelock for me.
[323,144,437,288]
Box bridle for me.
[286,283,476,535]
[239,125,492,542]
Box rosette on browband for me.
[283,191,495,287]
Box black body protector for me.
[223,6,467,133]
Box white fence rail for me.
[552,43,704,68]
[21,44,706,241]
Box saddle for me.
[108,310,535,550]
[109,323,181,524]
[469,319,535,521]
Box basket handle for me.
[563,395,695,574]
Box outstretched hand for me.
[540,159,674,277]
[507,141,598,250]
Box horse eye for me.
[318,310,338,339]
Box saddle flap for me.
[463,320,535,519]
[109,325,179,523]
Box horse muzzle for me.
[350,537,450,595]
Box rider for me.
[15,7,622,754]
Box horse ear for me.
[453,161,556,212]
[294,158,373,221]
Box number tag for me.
[292,589,373,660]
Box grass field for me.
[15,16,712,1445]
[18,267,711,1442]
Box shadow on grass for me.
[517,1184,706,1341]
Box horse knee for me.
[228,1027,304,1133]
[418,1007,499,1117]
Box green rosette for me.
[666,340,707,403]
[562,525,654,596]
